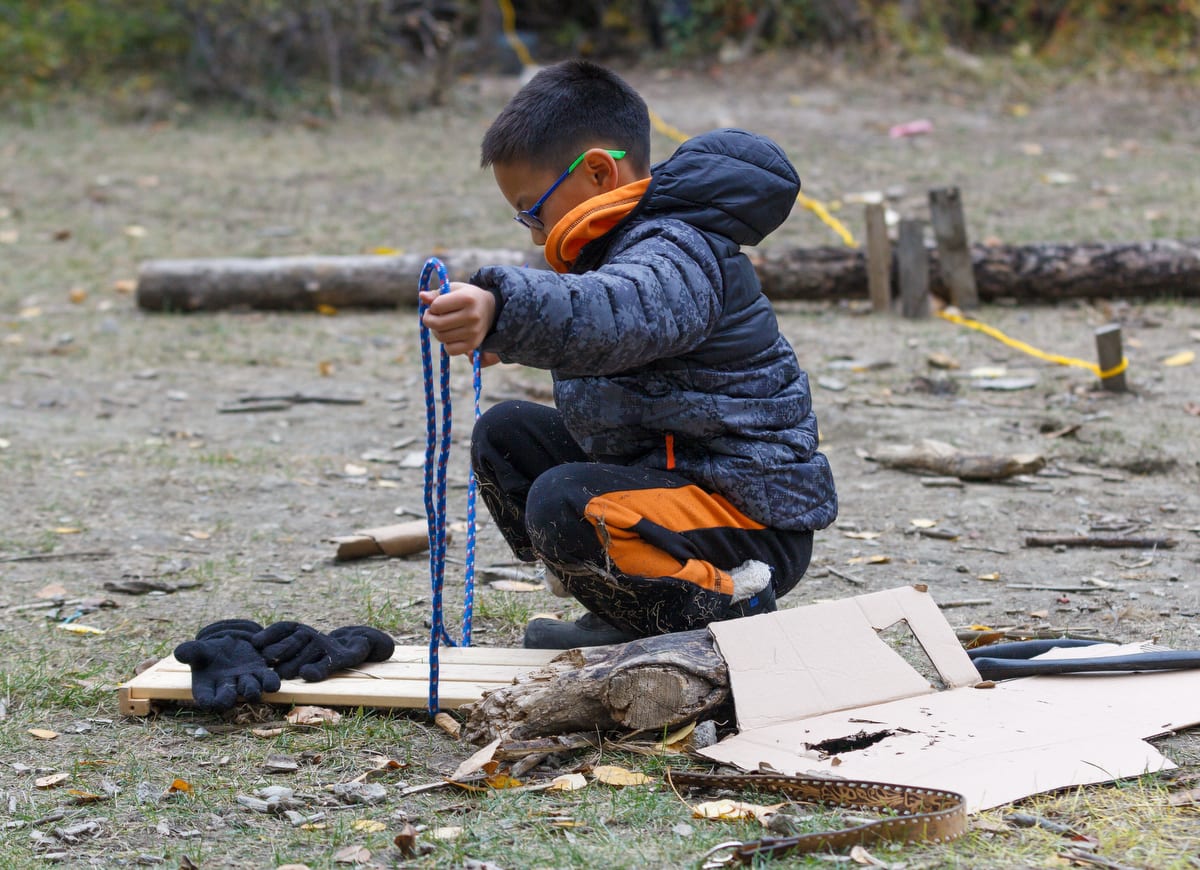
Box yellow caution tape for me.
[936,310,1128,379]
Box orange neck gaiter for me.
[544,177,651,274]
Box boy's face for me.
[493,149,626,247]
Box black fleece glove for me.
[173,619,282,713]
[253,622,395,682]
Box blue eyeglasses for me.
[514,149,627,231]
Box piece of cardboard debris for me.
[331,520,432,560]
[702,584,1200,812]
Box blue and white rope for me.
[418,257,480,716]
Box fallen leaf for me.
[343,463,368,477]
[287,706,341,726]
[842,531,881,540]
[1029,609,1049,619]
[318,360,334,377]
[187,529,211,540]
[124,224,147,238]
[692,799,782,824]
[352,819,386,832]
[1184,402,1200,417]
[53,527,81,535]
[112,279,137,294]
[251,727,285,738]
[847,554,891,565]
[484,773,523,789]
[1162,350,1195,367]
[68,287,88,304]
[430,826,463,840]
[36,583,69,599]
[547,773,588,791]
[168,778,192,793]
[978,572,1001,582]
[68,789,107,804]
[1041,171,1077,185]
[29,728,59,740]
[316,304,338,316]
[489,579,544,592]
[655,721,697,751]
[332,845,370,864]
[592,765,652,786]
[910,518,938,528]
[35,772,71,788]
[450,737,500,781]
[59,624,106,635]
[1018,141,1044,156]
[0,229,18,244]
[927,351,960,369]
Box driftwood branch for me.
[135,239,1200,312]
[867,439,1046,482]
[460,629,728,744]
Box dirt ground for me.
[2,56,1199,868]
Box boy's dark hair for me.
[481,60,651,174]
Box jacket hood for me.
[640,128,801,246]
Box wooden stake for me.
[928,187,979,308]
[864,203,891,313]
[897,219,931,318]
[1094,323,1127,392]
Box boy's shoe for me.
[523,612,639,650]
[725,579,777,619]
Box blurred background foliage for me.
[2,0,1198,114]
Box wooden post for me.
[1094,323,1127,392]
[928,186,979,309]
[897,219,930,319]
[864,203,892,313]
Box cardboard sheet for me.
[703,585,1200,811]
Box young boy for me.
[420,60,836,649]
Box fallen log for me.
[460,629,728,744]
[753,238,1200,302]
[135,249,540,312]
[135,239,1200,311]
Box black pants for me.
[471,401,813,637]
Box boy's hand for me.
[419,282,496,357]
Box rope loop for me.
[418,257,481,715]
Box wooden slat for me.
[118,645,559,715]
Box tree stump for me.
[460,629,728,744]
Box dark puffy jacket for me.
[474,128,837,531]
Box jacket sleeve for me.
[473,222,723,376]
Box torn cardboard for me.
[703,585,1200,811]
[331,520,432,560]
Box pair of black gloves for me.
[173,619,395,713]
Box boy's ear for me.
[578,148,622,191]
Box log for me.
[460,629,728,744]
[135,239,1200,312]
[135,250,541,312]
[754,239,1200,303]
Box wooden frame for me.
[118,645,559,716]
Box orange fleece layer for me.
[544,177,651,274]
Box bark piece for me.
[460,629,728,744]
